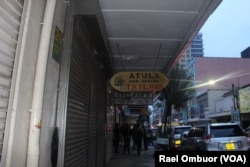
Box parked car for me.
[146,128,159,146]
[181,122,249,151]
[154,125,192,150]
[170,125,192,150]
[180,130,189,145]
[245,126,250,143]
[245,127,250,136]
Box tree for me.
[163,66,195,117]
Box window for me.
[210,125,244,137]
[188,127,205,137]
[174,127,191,134]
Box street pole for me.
[232,83,236,111]
[232,83,242,127]
[208,81,242,126]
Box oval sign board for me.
[110,71,169,92]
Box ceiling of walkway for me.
[98,0,222,74]
[75,0,222,117]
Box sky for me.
[199,0,250,58]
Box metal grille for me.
[96,73,106,167]
[0,0,23,157]
[88,76,98,167]
[64,16,103,167]
[64,18,90,166]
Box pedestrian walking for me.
[121,123,131,154]
[134,123,143,156]
[142,125,148,150]
[131,124,136,150]
[113,123,120,153]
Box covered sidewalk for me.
[107,146,155,167]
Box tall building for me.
[241,46,250,58]
[176,33,203,120]
[178,33,204,69]
[190,33,204,57]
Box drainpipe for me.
[27,0,57,166]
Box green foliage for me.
[164,66,195,112]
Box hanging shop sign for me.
[52,26,63,63]
[113,91,153,105]
[110,71,169,92]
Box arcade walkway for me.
[107,145,155,167]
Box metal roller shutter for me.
[64,16,104,167]
[64,18,90,166]
[88,74,98,167]
[0,0,23,157]
[96,73,106,167]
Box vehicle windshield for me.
[187,127,205,137]
[211,125,244,137]
[174,127,191,134]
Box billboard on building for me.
[238,85,250,113]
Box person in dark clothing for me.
[142,125,148,150]
[121,123,131,154]
[119,123,126,147]
[134,124,143,156]
[131,124,136,150]
[113,123,120,153]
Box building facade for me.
[241,46,250,58]
[0,0,232,166]
[0,1,111,167]
[151,92,166,127]
[178,33,204,69]
[196,89,231,121]
[178,33,204,120]
[186,57,250,127]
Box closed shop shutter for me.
[88,74,98,166]
[0,0,23,157]
[96,73,106,167]
[64,16,105,167]
[64,17,91,166]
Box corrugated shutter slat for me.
[64,16,106,167]
[0,0,23,156]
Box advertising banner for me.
[238,85,250,113]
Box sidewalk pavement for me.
[107,146,155,167]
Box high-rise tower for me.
[178,33,204,69]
